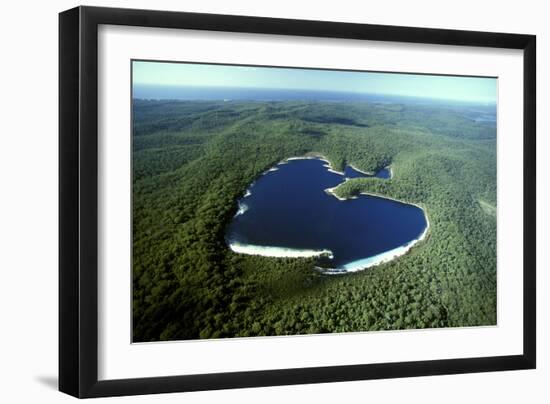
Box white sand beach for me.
[228,241,333,259]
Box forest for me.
[132,98,497,341]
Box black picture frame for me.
[59,5,536,398]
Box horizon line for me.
[131,85,497,105]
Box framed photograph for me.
[59,6,536,398]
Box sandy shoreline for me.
[281,154,390,179]
[228,241,333,259]
[284,154,345,176]
[233,200,249,217]
[348,163,375,176]
[348,163,393,179]
[264,166,279,174]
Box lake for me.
[226,158,427,272]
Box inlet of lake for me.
[226,158,428,273]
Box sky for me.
[133,60,497,104]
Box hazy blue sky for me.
[133,61,497,103]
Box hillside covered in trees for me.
[132,98,497,342]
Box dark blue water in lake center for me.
[226,158,427,271]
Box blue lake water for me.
[226,158,427,271]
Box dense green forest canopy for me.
[132,99,497,342]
